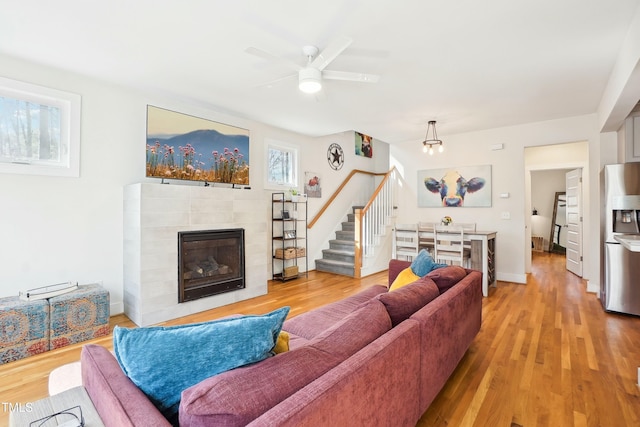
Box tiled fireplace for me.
[123,183,267,326]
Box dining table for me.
[417,226,497,297]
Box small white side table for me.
[9,386,104,427]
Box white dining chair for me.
[458,223,476,232]
[393,223,419,260]
[418,222,436,256]
[457,223,476,256]
[433,225,470,267]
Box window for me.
[266,140,298,189]
[0,76,80,177]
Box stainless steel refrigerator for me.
[601,163,640,316]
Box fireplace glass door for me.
[178,229,245,302]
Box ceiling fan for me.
[245,36,380,94]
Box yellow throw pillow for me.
[389,267,420,291]
[273,331,290,354]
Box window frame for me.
[0,76,81,177]
[264,139,299,190]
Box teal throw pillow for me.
[113,306,290,421]
[410,249,447,277]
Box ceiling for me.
[1,0,639,143]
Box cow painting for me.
[419,167,491,207]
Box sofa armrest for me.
[388,259,411,284]
[81,344,172,427]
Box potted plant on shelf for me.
[289,188,299,202]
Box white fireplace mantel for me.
[123,183,268,326]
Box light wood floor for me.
[1,253,639,426]
[418,252,640,427]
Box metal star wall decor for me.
[327,143,344,170]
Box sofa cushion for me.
[377,277,440,326]
[286,332,310,350]
[410,249,447,277]
[273,331,290,354]
[307,299,392,359]
[389,267,420,290]
[113,306,289,421]
[427,266,468,293]
[283,284,388,339]
[180,299,391,427]
[388,259,411,285]
[180,346,340,427]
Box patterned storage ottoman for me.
[0,297,50,364]
[49,284,110,349]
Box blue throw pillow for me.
[113,306,290,421]
[410,249,447,277]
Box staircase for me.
[310,167,397,278]
[315,207,361,277]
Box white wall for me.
[391,114,605,286]
[598,2,640,132]
[0,54,295,312]
[0,55,141,314]
[0,53,389,316]
[1,52,624,311]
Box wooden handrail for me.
[359,166,397,216]
[307,169,384,228]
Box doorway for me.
[524,141,588,275]
[531,169,571,258]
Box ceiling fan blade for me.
[310,36,353,71]
[245,47,301,72]
[255,73,297,88]
[323,70,380,83]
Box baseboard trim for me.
[110,301,124,316]
[586,279,599,294]
[496,272,527,284]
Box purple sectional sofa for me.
[81,260,482,426]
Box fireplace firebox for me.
[178,229,245,303]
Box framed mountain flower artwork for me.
[145,105,250,185]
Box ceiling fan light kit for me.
[299,67,322,94]
[422,120,444,155]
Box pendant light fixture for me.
[421,120,444,155]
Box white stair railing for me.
[354,167,397,276]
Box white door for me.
[565,169,582,276]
